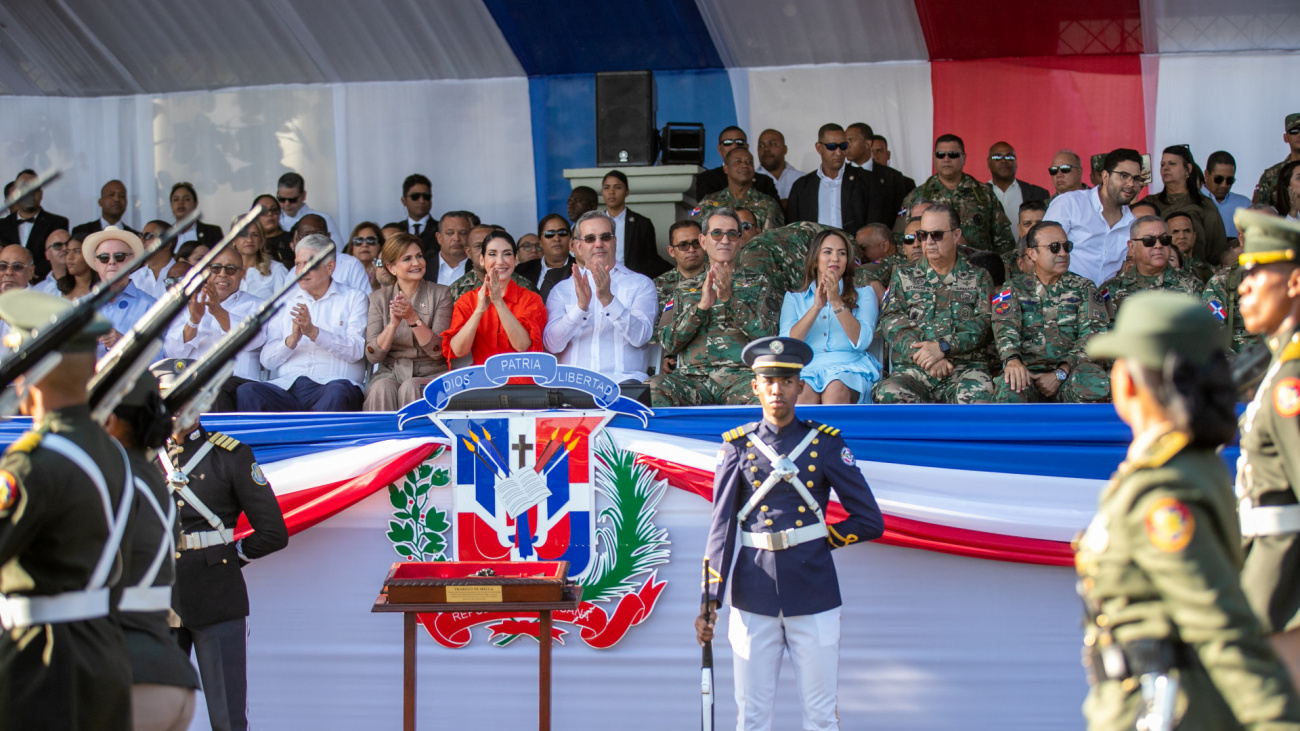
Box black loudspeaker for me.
[660,122,705,166]
[596,71,657,166]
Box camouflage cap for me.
[149,357,194,392]
[1091,154,1105,174]
[742,336,812,376]
[1087,291,1227,369]
[1237,208,1300,269]
[1286,113,1300,130]
[0,289,110,353]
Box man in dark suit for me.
[601,170,671,279]
[70,180,138,241]
[515,215,575,303]
[986,141,1050,235]
[871,135,917,211]
[787,124,892,235]
[383,173,439,257]
[0,169,69,282]
[693,126,781,202]
[847,122,913,219]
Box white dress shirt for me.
[164,289,267,381]
[988,180,1024,235]
[1045,187,1134,286]
[609,208,627,265]
[816,166,844,228]
[331,251,371,294]
[759,163,804,200]
[240,260,290,300]
[408,216,432,238]
[260,280,368,389]
[436,256,467,287]
[280,204,343,244]
[34,277,59,295]
[16,217,35,247]
[130,262,176,300]
[542,264,657,383]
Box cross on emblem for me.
[513,433,534,468]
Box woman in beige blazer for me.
[363,232,453,410]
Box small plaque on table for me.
[382,561,570,605]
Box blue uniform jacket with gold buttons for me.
[704,418,883,617]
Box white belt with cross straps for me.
[118,477,175,613]
[737,429,827,551]
[158,442,234,551]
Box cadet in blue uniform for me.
[696,336,884,731]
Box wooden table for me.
[371,586,583,731]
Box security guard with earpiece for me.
[695,336,883,731]
[152,357,287,731]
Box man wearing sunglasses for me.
[1048,151,1089,197]
[862,217,925,306]
[276,172,341,244]
[787,124,890,237]
[694,126,781,203]
[1252,113,1300,207]
[70,180,138,241]
[652,220,705,373]
[33,228,69,295]
[650,208,781,406]
[900,134,1015,270]
[693,148,784,234]
[83,227,158,358]
[1097,216,1203,321]
[986,142,1049,236]
[991,221,1110,403]
[1203,150,1251,240]
[1046,148,1144,286]
[873,204,995,404]
[0,244,32,293]
[384,174,438,257]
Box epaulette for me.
[807,421,841,437]
[208,432,242,451]
[4,430,43,455]
[1109,430,1190,492]
[721,422,758,443]
[1281,336,1300,363]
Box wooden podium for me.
[371,561,583,731]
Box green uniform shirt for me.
[448,268,538,302]
[878,256,994,371]
[1179,253,1218,284]
[693,187,785,232]
[992,271,1108,372]
[861,251,910,287]
[1202,265,1260,355]
[1098,265,1204,322]
[1254,157,1298,207]
[901,173,1016,264]
[1075,430,1300,730]
[658,266,780,375]
[737,221,832,294]
[1138,192,1230,267]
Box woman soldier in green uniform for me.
[1077,290,1300,730]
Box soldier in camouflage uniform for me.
[692,148,784,232]
[992,221,1110,403]
[650,208,781,406]
[449,224,538,301]
[872,204,995,404]
[652,220,706,356]
[1167,210,1216,283]
[859,218,923,303]
[738,221,835,295]
[1253,113,1300,206]
[900,135,1016,268]
[1200,206,1273,356]
[1098,216,1203,322]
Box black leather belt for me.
[1083,638,1190,685]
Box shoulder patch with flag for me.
[1275,377,1300,418]
[1145,497,1194,552]
[1098,287,1110,302]
[992,287,1012,304]
[1206,299,1225,322]
[690,206,702,218]
[662,300,674,313]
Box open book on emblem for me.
[494,468,552,519]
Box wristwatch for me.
[938,340,950,354]
[1055,369,1068,382]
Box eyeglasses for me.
[900,234,917,244]
[1049,165,1076,175]
[1133,234,1173,248]
[0,262,28,273]
[1107,170,1138,183]
[671,241,703,251]
[406,192,431,201]
[519,243,542,252]
[350,236,379,246]
[934,151,962,160]
[209,264,241,275]
[915,229,953,242]
[1289,126,1300,136]
[45,241,66,253]
[578,232,615,244]
[1213,175,1236,185]
[739,221,754,231]
[989,154,1016,161]
[708,229,741,241]
[823,142,849,151]
[260,205,281,215]
[541,228,570,239]
[95,252,130,264]
[1031,240,1074,254]
[277,194,300,204]
[141,231,158,242]
[720,138,747,148]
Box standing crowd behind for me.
[2,112,1298,410]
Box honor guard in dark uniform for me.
[153,358,288,731]
[1234,210,1300,691]
[1078,291,1300,731]
[696,336,883,731]
[104,371,200,730]
[0,290,134,731]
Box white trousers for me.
[728,606,841,731]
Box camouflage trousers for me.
[871,364,994,404]
[648,368,757,407]
[992,362,1111,404]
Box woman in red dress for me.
[443,230,547,366]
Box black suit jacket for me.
[384,217,440,255]
[0,209,70,281]
[868,164,916,220]
[695,166,780,202]
[179,221,224,251]
[1013,179,1051,203]
[517,254,574,292]
[785,167,892,235]
[621,208,671,280]
[70,219,140,240]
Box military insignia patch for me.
[1206,299,1226,322]
[1144,497,1194,552]
[1275,378,1300,418]
[993,301,1011,315]
[991,287,1012,305]
[0,470,18,510]
[840,447,854,465]
[251,463,268,486]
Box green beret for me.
[1286,113,1299,130]
[0,289,110,353]
[1087,291,1227,369]
[1237,209,1300,269]
[1091,154,1105,174]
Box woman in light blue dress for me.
[779,229,881,403]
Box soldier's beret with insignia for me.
[742,336,812,376]
[149,358,194,392]
[1237,209,1300,269]
[0,289,111,353]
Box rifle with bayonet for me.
[701,557,715,731]
[86,206,262,422]
[0,209,200,415]
[162,245,332,432]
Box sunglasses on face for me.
[1213,175,1236,185]
[1289,126,1300,136]
[915,229,952,242]
[406,192,431,201]
[260,205,281,215]
[209,264,241,275]
[708,229,741,241]
[1031,240,1074,254]
[934,151,962,160]
[277,194,300,204]
[901,234,918,244]
[541,228,570,238]
[822,142,849,151]
[578,233,615,244]
[519,243,541,252]
[672,241,703,251]
[0,262,28,273]
[720,138,747,148]
[739,221,754,231]
[95,252,130,264]
[350,236,379,246]
[1133,234,1173,248]
[141,231,159,242]
[45,242,66,253]
[989,154,1016,161]
[1049,165,1076,175]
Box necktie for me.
[413,223,421,236]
